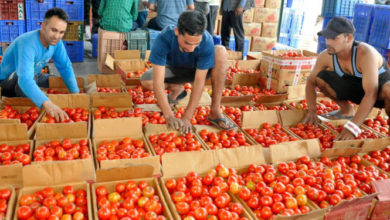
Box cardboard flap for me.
[177,91,211,107]
[144,123,178,136]
[114,50,141,59]
[270,139,321,164]
[22,160,95,187]
[93,118,143,138]
[85,81,97,94]
[221,95,254,104]
[236,60,261,70]
[2,97,35,106]
[91,93,132,108]
[47,94,90,109]
[321,147,361,158]
[242,110,279,129]
[162,146,267,177]
[361,137,390,153]
[105,54,115,70]
[0,124,28,141]
[99,156,161,176]
[115,59,147,72]
[87,74,122,87]
[287,85,306,100]
[227,51,243,60]
[136,104,161,112]
[256,93,288,103]
[0,119,20,125]
[194,125,222,133]
[49,76,84,88]
[372,179,390,201]
[96,165,154,183]
[274,207,328,220]
[35,122,88,140]
[0,164,23,187]
[232,73,259,87]
[279,110,307,126]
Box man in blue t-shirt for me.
[0,8,79,122]
[141,10,236,133]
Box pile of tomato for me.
[0,188,11,219]
[16,186,88,220]
[288,123,336,150]
[362,147,390,173]
[324,122,379,140]
[97,87,122,93]
[33,139,90,162]
[365,115,389,136]
[94,107,166,126]
[245,123,298,147]
[96,137,149,162]
[148,132,203,156]
[226,65,260,82]
[126,68,148,78]
[164,165,249,220]
[223,105,254,127]
[175,106,212,125]
[255,103,289,111]
[0,143,31,166]
[47,88,69,94]
[96,181,166,220]
[0,105,40,129]
[278,51,305,58]
[127,86,157,105]
[41,107,89,123]
[198,129,250,150]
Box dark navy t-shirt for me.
[149,26,215,70]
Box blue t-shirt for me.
[149,0,194,28]
[149,26,215,70]
[0,30,79,107]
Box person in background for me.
[220,0,254,52]
[0,8,80,122]
[206,0,220,35]
[147,0,195,31]
[194,0,210,16]
[136,0,149,28]
[98,0,138,33]
[84,0,101,35]
[141,11,236,133]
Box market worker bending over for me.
[140,10,236,133]
[0,8,79,122]
[302,17,390,140]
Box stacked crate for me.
[249,0,280,52]
[368,5,390,63]
[0,0,25,53]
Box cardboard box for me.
[14,162,94,220]
[159,146,266,219]
[259,50,318,93]
[0,124,32,187]
[244,22,262,37]
[261,22,278,38]
[41,76,85,94]
[253,7,279,23]
[254,0,265,7]
[87,74,124,93]
[92,166,173,220]
[92,118,161,175]
[370,179,390,219]
[115,59,148,85]
[227,50,243,60]
[243,8,254,22]
[91,93,133,117]
[251,36,277,52]
[105,50,142,71]
[265,0,282,8]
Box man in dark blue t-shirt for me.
[141,10,236,133]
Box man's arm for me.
[182,69,208,120]
[52,41,80,94]
[153,64,173,118]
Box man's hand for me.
[180,117,192,134]
[235,6,244,16]
[335,128,355,141]
[301,111,320,125]
[166,116,183,130]
[43,100,69,122]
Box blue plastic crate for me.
[0,20,25,42]
[322,0,362,17]
[92,33,98,58]
[368,5,390,49]
[25,0,55,21]
[147,28,161,49]
[63,41,83,62]
[213,35,221,45]
[55,0,84,21]
[353,3,374,42]
[228,36,249,57]
[317,41,327,54]
[26,19,43,31]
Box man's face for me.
[325,34,349,55]
[41,16,67,46]
[175,28,202,53]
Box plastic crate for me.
[317,41,327,54]
[63,41,83,62]
[92,33,97,58]
[26,19,43,31]
[147,28,160,49]
[213,35,221,45]
[63,21,83,41]
[368,5,390,49]
[353,3,374,42]
[228,36,249,57]
[55,0,84,21]
[0,0,24,20]
[322,0,362,17]
[0,20,25,42]
[126,29,147,59]
[25,0,54,21]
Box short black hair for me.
[44,7,69,23]
[177,10,206,36]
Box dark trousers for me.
[84,0,101,34]
[206,5,219,35]
[0,73,52,97]
[221,10,244,51]
[147,17,163,31]
[136,11,148,28]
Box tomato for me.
[296,194,308,206]
[272,201,285,214]
[63,203,76,214]
[260,206,273,218]
[260,195,273,206]
[17,205,33,219]
[35,206,50,219]
[194,207,208,219]
[96,186,108,197]
[330,194,342,205]
[98,207,112,220]
[285,197,298,209]
[238,187,251,201]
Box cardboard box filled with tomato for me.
[87,74,124,94]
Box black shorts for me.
[141,65,212,84]
[316,70,390,108]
